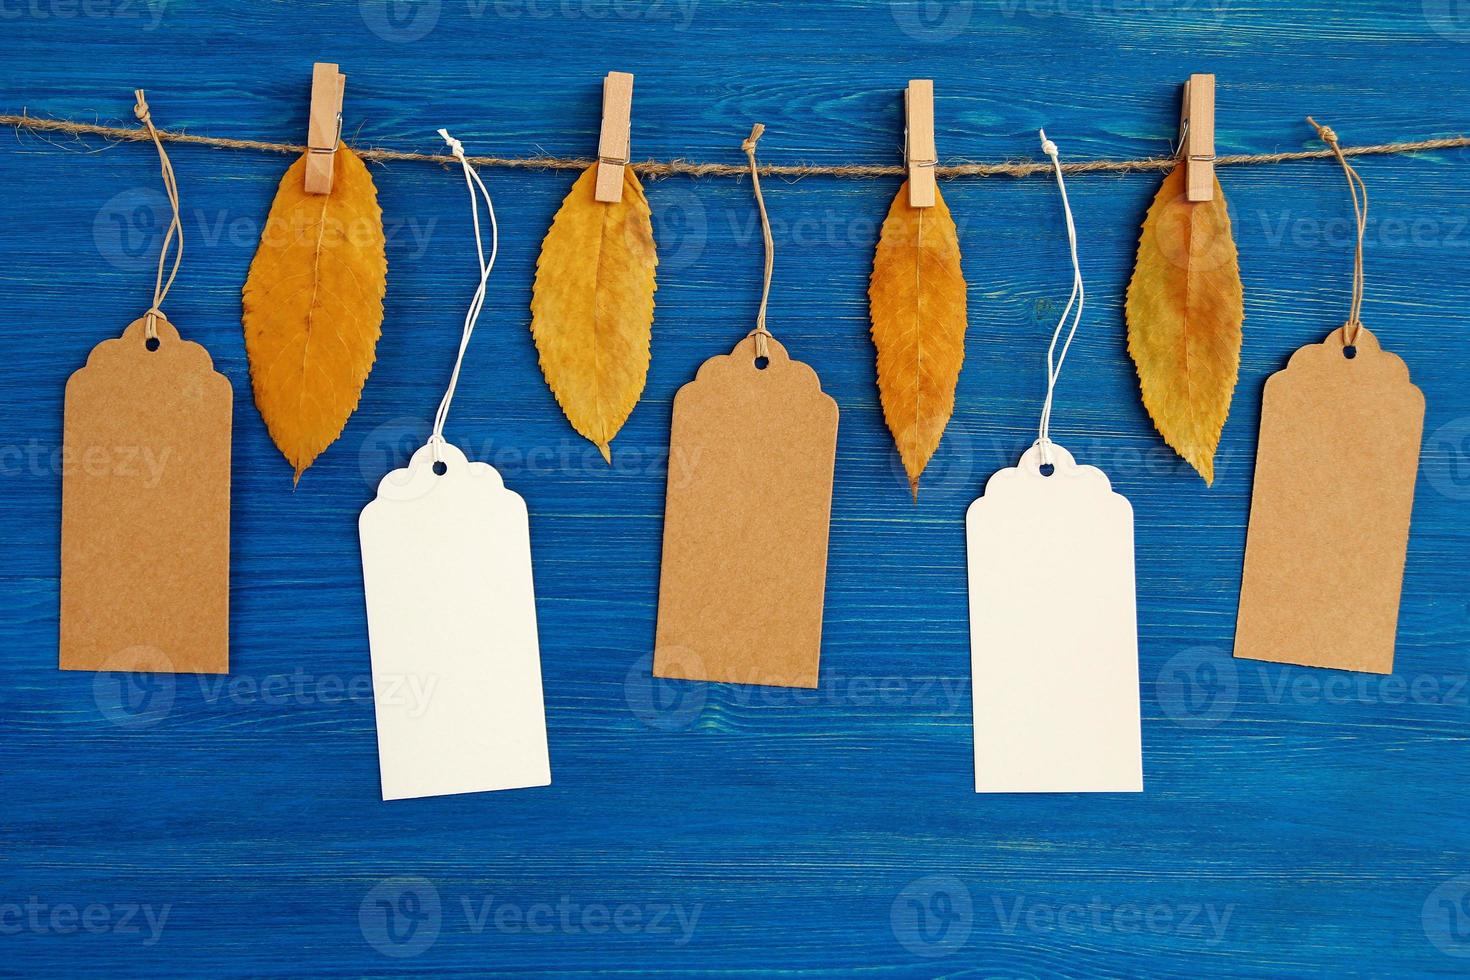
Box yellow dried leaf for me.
[531,166,657,463]
[242,145,387,482]
[1126,166,1243,484]
[869,181,967,497]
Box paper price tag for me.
[654,335,839,689]
[360,442,550,800]
[1235,327,1424,674]
[61,316,232,674]
[967,443,1142,793]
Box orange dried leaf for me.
[530,166,658,463]
[869,181,967,497]
[242,145,387,482]
[1125,166,1243,484]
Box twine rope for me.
[129,93,181,341]
[1036,130,1084,468]
[741,123,774,359]
[6,112,1465,180]
[1307,116,1368,346]
[429,128,498,465]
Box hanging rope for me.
[130,92,182,341]
[1035,130,1085,468]
[429,128,498,465]
[1307,116,1369,347]
[741,124,774,359]
[7,111,1465,180]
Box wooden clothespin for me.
[305,62,346,195]
[1179,73,1216,202]
[595,71,634,203]
[905,79,936,208]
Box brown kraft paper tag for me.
[654,335,839,689]
[61,316,233,674]
[1235,326,1423,674]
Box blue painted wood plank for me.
[2,1,1469,976]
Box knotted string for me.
[1307,117,1368,346]
[1036,130,1085,467]
[132,90,182,341]
[429,128,498,464]
[741,124,774,359]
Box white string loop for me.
[1036,129,1085,467]
[430,128,498,464]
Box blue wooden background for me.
[3,1,1469,975]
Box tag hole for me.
[754,356,770,370]
[1343,345,1357,359]
[145,337,160,352]
[1039,463,1055,477]
[432,460,448,476]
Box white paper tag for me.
[359,442,550,801]
[966,442,1142,793]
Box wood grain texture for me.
[1,1,1469,976]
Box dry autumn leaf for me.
[869,181,967,497]
[1125,166,1243,484]
[531,165,657,462]
[242,144,386,482]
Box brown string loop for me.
[1308,116,1367,346]
[741,123,773,359]
[132,90,183,341]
